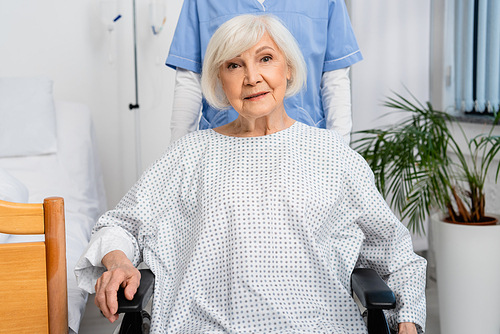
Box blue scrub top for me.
[166,0,362,130]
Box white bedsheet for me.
[0,101,107,333]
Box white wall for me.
[0,0,183,207]
[349,0,431,135]
[348,0,431,250]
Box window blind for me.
[455,0,500,113]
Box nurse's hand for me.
[94,250,141,323]
[398,322,418,334]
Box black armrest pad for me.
[117,269,155,313]
[351,268,396,310]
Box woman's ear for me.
[286,66,291,81]
[217,72,223,88]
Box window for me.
[431,0,500,116]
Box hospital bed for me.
[0,77,107,333]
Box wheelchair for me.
[114,268,396,334]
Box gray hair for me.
[201,14,307,110]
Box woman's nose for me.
[244,64,263,86]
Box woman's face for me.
[219,32,291,120]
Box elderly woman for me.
[76,14,426,334]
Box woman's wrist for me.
[102,250,134,271]
[398,322,417,334]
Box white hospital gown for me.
[75,122,426,334]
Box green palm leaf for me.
[352,92,500,234]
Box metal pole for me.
[129,0,142,180]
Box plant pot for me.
[432,213,500,334]
[442,216,498,226]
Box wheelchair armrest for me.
[351,268,396,310]
[117,269,155,313]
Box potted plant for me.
[352,92,500,334]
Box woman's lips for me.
[244,92,268,100]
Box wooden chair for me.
[0,197,68,334]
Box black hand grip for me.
[351,268,396,309]
[117,269,155,313]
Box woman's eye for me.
[228,63,239,69]
[262,56,271,62]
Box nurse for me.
[166,0,362,144]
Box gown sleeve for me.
[75,136,200,294]
[74,227,136,293]
[346,150,427,333]
[74,171,157,293]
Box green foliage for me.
[352,92,500,234]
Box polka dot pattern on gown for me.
[75,122,426,334]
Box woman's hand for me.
[398,322,418,334]
[94,250,141,323]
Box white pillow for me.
[0,168,29,243]
[0,77,57,158]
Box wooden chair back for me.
[0,197,68,334]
